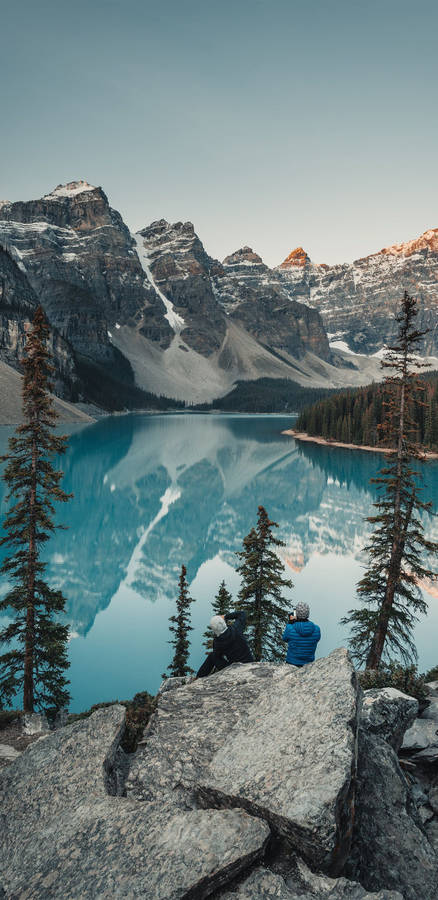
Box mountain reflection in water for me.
[1,414,437,711]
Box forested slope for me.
[295,373,438,451]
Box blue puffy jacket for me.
[282,619,321,666]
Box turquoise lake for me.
[1,413,437,712]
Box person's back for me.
[196,610,253,678]
[213,611,253,665]
[282,602,320,666]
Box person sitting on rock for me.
[282,602,321,667]
[196,610,254,678]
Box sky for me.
[1,0,437,267]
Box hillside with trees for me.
[295,372,438,451]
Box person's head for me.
[295,602,310,621]
[210,615,227,636]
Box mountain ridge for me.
[1,181,436,411]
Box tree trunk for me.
[366,372,407,670]
[23,423,37,712]
[366,491,415,669]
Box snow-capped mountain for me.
[276,230,438,355]
[1,180,435,409]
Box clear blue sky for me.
[1,0,437,266]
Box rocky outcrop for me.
[275,229,438,356]
[2,657,438,899]
[197,652,358,873]
[346,730,438,900]
[342,683,438,900]
[360,687,418,752]
[397,680,438,856]
[0,704,270,899]
[128,650,360,875]
[401,680,438,764]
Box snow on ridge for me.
[329,340,362,356]
[44,181,97,200]
[132,232,185,334]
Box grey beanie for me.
[295,602,310,620]
[210,615,227,636]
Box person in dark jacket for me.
[282,602,320,667]
[196,610,254,678]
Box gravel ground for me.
[0,360,94,425]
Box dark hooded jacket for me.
[282,619,321,666]
[196,610,253,678]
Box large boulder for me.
[420,697,438,720]
[360,687,418,752]
[0,705,270,898]
[401,718,438,752]
[128,649,361,875]
[346,730,438,900]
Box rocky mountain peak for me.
[139,219,196,247]
[278,246,311,269]
[377,227,438,259]
[223,247,264,267]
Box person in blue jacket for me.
[282,602,321,667]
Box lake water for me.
[1,413,437,712]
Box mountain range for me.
[0,180,437,410]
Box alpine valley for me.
[1,180,437,415]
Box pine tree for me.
[164,565,195,677]
[203,580,232,650]
[236,506,293,661]
[341,292,438,669]
[0,307,72,712]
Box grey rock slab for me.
[198,649,360,875]
[127,661,292,804]
[421,697,438,720]
[346,730,438,900]
[221,865,403,899]
[426,680,438,693]
[0,705,270,899]
[401,718,438,751]
[4,800,269,899]
[361,687,418,752]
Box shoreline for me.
[283,430,438,461]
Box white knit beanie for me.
[295,602,310,620]
[210,615,227,636]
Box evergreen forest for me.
[296,373,438,451]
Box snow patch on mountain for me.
[124,484,181,588]
[132,233,185,334]
[44,181,97,199]
[329,340,361,356]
